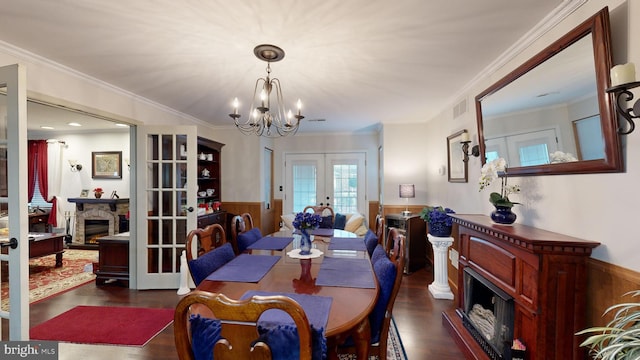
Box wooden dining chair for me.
[375,214,385,245]
[231,213,262,254]
[185,224,227,262]
[186,224,233,285]
[337,229,406,360]
[174,290,313,360]
[304,205,335,228]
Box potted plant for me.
[93,187,104,198]
[576,290,640,359]
[419,206,455,237]
[479,157,521,224]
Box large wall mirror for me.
[475,7,623,176]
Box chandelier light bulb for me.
[232,98,239,114]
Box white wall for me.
[385,0,640,271]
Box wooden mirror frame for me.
[475,7,623,176]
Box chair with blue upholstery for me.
[174,290,314,360]
[186,224,234,285]
[231,213,261,254]
[336,229,405,360]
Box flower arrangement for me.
[419,206,455,237]
[292,212,322,230]
[93,187,104,194]
[479,158,520,208]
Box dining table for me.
[195,228,378,359]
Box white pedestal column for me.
[428,234,454,300]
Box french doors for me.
[0,64,30,340]
[284,152,366,215]
[135,126,197,289]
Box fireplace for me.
[462,268,514,360]
[68,198,129,246]
[444,215,600,360]
[84,219,109,244]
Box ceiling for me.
[0,0,563,134]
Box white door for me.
[136,126,197,289]
[284,152,366,215]
[0,64,30,340]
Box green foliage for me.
[576,290,640,360]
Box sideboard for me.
[444,214,600,360]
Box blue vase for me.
[428,222,452,237]
[490,205,517,224]
[299,228,312,255]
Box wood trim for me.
[368,201,380,231]
[586,258,640,327]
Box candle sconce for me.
[606,81,640,135]
[461,141,480,163]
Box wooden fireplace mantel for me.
[68,198,129,211]
[444,214,600,360]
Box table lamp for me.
[399,184,415,216]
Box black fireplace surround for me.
[462,268,515,360]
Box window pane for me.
[292,163,316,212]
[332,163,358,214]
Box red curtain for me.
[28,140,57,227]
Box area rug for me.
[339,317,408,360]
[1,249,97,311]
[30,305,174,346]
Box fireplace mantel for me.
[68,198,129,212]
[444,214,600,360]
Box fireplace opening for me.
[84,219,109,244]
[462,268,515,360]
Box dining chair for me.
[337,229,406,360]
[375,214,385,245]
[186,224,227,262]
[186,224,233,285]
[230,213,259,254]
[174,290,314,360]
[303,205,335,228]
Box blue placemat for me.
[328,237,366,251]
[248,236,294,250]
[205,254,280,282]
[315,257,375,288]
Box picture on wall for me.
[92,151,122,179]
[447,130,468,183]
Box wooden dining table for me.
[196,228,378,359]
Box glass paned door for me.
[136,126,196,289]
[284,153,365,216]
[0,64,29,340]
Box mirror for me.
[475,7,623,176]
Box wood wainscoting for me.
[223,202,276,236]
[586,258,640,327]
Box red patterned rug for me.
[30,306,174,346]
[1,249,97,311]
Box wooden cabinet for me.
[384,214,427,274]
[443,215,600,360]
[95,234,129,287]
[196,137,225,228]
[29,211,51,232]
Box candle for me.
[460,132,470,142]
[610,63,636,87]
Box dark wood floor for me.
[4,266,464,359]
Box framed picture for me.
[79,189,89,198]
[92,151,122,179]
[447,130,468,183]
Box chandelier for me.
[229,44,304,137]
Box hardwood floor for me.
[3,266,464,359]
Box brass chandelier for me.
[229,44,304,137]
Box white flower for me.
[479,157,521,207]
[549,151,578,163]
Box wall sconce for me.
[399,184,415,216]
[460,132,480,163]
[69,159,82,172]
[607,63,639,135]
